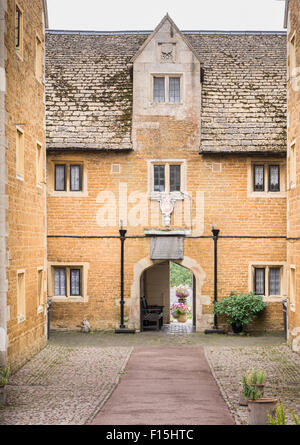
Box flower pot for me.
[248,398,277,425]
[231,323,243,334]
[178,313,187,323]
[239,391,249,406]
[177,298,187,304]
[0,385,6,405]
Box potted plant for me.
[242,376,277,425]
[239,369,266,406]
[213,291,267,333]
[171,302,191,323]
[175,285,190,304]
[0,367,10,405]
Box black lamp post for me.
[205,225,225,334]
[115,221,135,334]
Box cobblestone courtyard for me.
[1,330,299,425]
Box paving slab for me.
[91,346,234,425]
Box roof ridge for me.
[46,29,287,36]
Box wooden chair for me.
[140,296,163,331]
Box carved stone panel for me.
[150,236,184,260]
[159,43,176,63]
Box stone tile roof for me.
[46,31,287,153]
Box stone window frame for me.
[289,31,296,81]
[47,262,89,303]
[36,140,43,187]
[35,33,43,84]
[247,157,286,198]
[147,159,187,200]
[37,267,45,314]
[289,265,296,312]
[288,140,296,190]
[48,159,88,197]
[17,269,26,323]
[248,261,287,303]
[15,2,24,60]
[16,125,24,181]
[150,73,184,105]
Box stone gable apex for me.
[130,13,201,64]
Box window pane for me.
[70,269,80,296]
[169,77,180,103]
[153,77,165,102]
[254,165,264,191]
[55,165,66,191]
[269,268,281,295]
[154,165,165,192]
[70,165,81,191]
[16,7,21,48]
[269,165,280,192]
[254,268,265,295]
[54,268,66,295]
[170,165,181,191]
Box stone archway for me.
[128,255,211,332]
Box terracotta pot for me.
[0,385,6,405]
[248,398,277,425]
[177,313,187,323]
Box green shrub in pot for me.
[213,291,267,333]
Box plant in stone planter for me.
[240,369,266,406]
[171,302,191,323]
[247,368,266,396]
[0,367,10,406]
[213,291,267,333]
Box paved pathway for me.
[91,346,234,425]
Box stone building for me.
[285,0,300,352]
[0,0,48,370]
[45,15,288,333]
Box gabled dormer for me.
[131,14,202,152]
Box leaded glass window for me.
[55,165,66,191]
[170,165,181,192]
[154,165,165,192]
[269,268,281,295]
[169,77,180,103]
[153,77,165,102]
[269,165,280,192]
[254,268,265,295]
[70,165,82,191]
[54,268,66,296]
[254,165,264,191]
[70,269,81,296]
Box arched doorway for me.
[129,255,207,332]
[139,260,196,331]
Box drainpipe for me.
[205,226,225,334]
[0,0,8,366]
[115,221,135,334]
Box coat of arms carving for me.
[160,43,176,63]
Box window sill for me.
[149,191,184,201]
[262,295,285,303]
[248,191,286,198]
[150,102,183,106]
[16,50,23,61]
[50,296,84,302]
[37,305,44,314]
[17,314,25,324]
[49,191,88,197]
[16,174,24,182]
